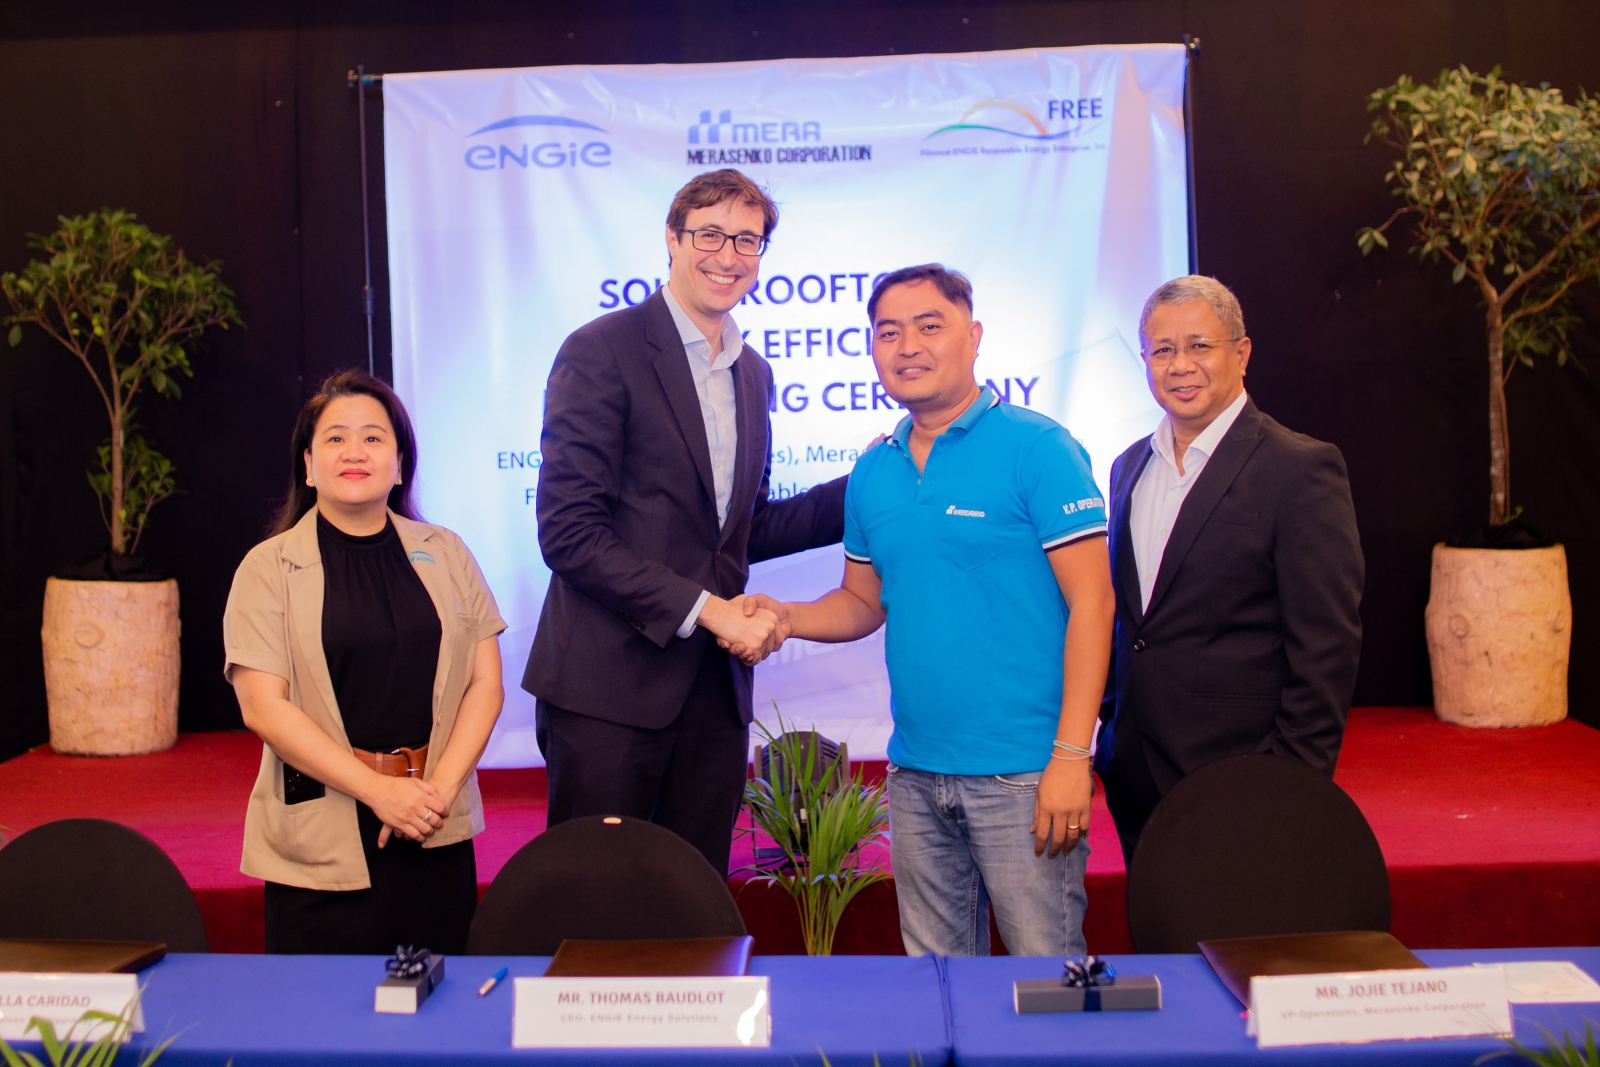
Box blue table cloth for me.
[119,953,950,1066]
[16,946,1598,1065]
[945,947,1600,1066]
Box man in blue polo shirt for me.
[738,264,1115,956]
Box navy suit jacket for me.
[522,288,847,728]
[1096,398,1364,797]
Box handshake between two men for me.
[705,593,794,666]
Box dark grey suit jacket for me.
[1097,398,1364,797]
[522,288,847,728]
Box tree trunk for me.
[109,421,125,554]
[1486,306,1510,526]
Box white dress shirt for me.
[1128,389,1250,612]
[661,283,744,638]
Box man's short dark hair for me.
[867,264,974,325]
[666,169,778,238]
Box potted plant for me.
[2,210,240,755]
[742,711,889,956]
[1359,67,1600,727]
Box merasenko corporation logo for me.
[685,108,871,166]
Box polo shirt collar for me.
[890,386,998,454]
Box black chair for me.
[0,818,208,952]
[465,815,747,955]
[752,731,850,863]
[1126,754,1390,954]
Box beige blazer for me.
[223,508,506,890]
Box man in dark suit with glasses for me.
[523,169,847,876]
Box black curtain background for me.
[0,0,1597,761]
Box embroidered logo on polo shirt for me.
[1062,497,1105,515]
[408,550,438,564]
[945,505,986,518]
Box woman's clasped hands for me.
[366,774,451,847]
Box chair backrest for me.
[0,818,208,952]
[755,732,851,798]
[466,816,747,955]
[1126,754,1390,954]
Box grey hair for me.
[1137,275,1246,345]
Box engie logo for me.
[464,115,612,171]
[926,96,1106,141]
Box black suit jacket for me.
[522,288,847,728]
[1097,398,1364,799]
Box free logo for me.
[925,96,1106,141]
[463,114,612,170]
[407,550,438,564]
[946,505,987,518]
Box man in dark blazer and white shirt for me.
[523,170,847,876]
[1095,275,1364,864]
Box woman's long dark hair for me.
[270,370,422,536]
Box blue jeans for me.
[888,764,1088,957]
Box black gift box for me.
[1014,974,1162,1013]
[375,953,445,1014]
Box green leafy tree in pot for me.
[1359,66,1600,526]
[1,209,241,560]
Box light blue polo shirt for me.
[843,388,1108,775]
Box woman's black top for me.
[317,512,441,751]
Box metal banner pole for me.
[347,65,381,376]
[1182,35,1201,275]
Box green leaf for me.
[1452,259,1468,283]
[6,325,19,348]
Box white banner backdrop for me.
[384,45,1190,766]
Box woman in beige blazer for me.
[224,370,505,954]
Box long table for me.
[126,954,949,1066]
[946,948,1600,1067]
[75,947,1600,1065]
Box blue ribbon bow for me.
[386,945,432,979]
[1063,955,1116,1011]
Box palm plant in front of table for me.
[0,992,177,1067]
[1481,1020,1600,1067]
[741,710,889,956]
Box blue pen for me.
[479,966,509,996]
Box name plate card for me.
[0,973,143,1043]
[513,976,770,1049]
[1248,966,1511,1048]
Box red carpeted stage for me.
[1,706,1596,954]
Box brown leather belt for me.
[351,743,429,778]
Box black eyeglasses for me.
[678,228,769,257]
